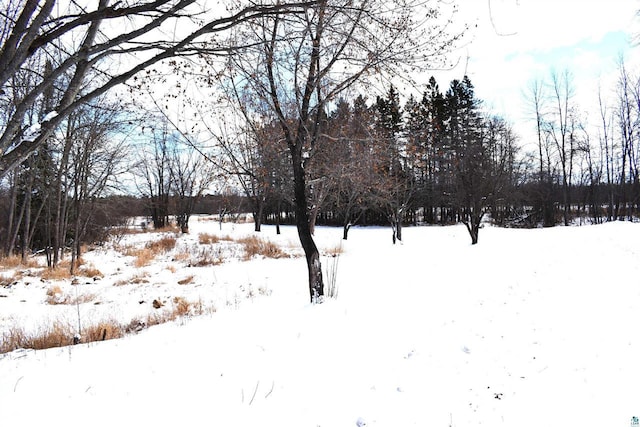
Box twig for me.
[264,381,275,399]
[249,381,260,405]
[14,376,23,392]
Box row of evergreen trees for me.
[245,76,518,243]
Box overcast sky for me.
[427,0,640,149]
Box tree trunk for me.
[253,197,264,232]
[4,172,18,256]
[309,204,320,236]
[463,209,483,245]
[275,199,281,235]
[291,148,324,303]
[342,222,351,240]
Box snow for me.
[16,111,58,145]
[1,218,639,426]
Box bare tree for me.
[170,144,217,233]
[616,59,640,220]
[224,0,464,301]
[0,0,316,179]
[134,125,173,230]
[547,70,575,226]
[598,85,615,221]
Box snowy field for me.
[1,217,639,427]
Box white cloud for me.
[421,0,640,151]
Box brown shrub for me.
[133,248,154,268]
[46,284,63,297]
[1,325,29,353]
[29,321,75,350]
[198,233,220,245]
[40,267,72,281]
[154,224,179,233]
[0,255,39,269]
[191,246,225,267]
[172,296,192,317]
[114,272,150,286]
[177,275,195,285]
[147,236,177,253]
[237,235,287,260]
[82,321,124,342]
[123,236,177,267]
[78,265,103,278]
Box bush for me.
[147,236,177,252]
[237,235,287,260]
[0,255,39,269]
[82,320,124,342]
[198,233,220,245]
[1,321,75,353]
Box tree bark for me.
[291,148,324,303]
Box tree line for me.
[0,0,638,302]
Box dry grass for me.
[144,296,196,326]
[46,284,63,297]
[37,256,89,281]
[78,265,103,278]
[82,320,124,342]
[237,235,287,260]
[0,298,219,354]
[1,271,22,287]
[45,285,96,305]
[190,246,225,267]
[147,235,177,252]
[172,296,192,317]
[1,319,122,353]
[131,247,155,268]
[154,224,179,233]
[0,255,39,269]
[172,248,192,263]
[1,321,76,353]
[198,233,232,245]
[31,321,75,350]
[199,233,221,245]
[114,272,150,286]
[40,266,72,281]
[113,226,145,236]
[122,236,177,267]
[323,243,344,257]
[177,275,195,285]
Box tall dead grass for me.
[0,296,216,353]
[122,235,178,267]
[83,321,125,342]
[147,236,177,252]
[45,285,96,305]
[237,235,287,260]
[198,233,220,244]
[1,321,75,353]
[40,267,72,281]
[0,255,39,269]
[198,233,232,245]
[1,271,22,287]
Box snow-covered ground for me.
[1,218,639,427]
